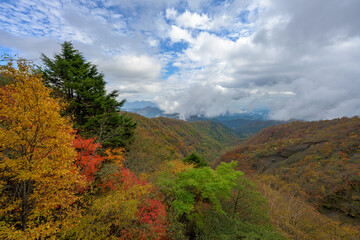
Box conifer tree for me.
[41,42,136,148]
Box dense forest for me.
[216,118,360,238]
[1,43,359,239]
[125,113,240,173]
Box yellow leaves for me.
[0,58,85,238]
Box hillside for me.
[215,117,360,223]
[125,113,240,173]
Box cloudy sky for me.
[1,0,360,120]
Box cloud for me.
[169,25,193,43]
[156,84,249,119]
[0,0,360,120]
[175,10,211,29]
[94,54,162,82]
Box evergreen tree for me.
[41,41,136,148]
[183,153,208,168]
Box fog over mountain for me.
[1,0,359,120]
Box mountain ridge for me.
[124,113,241,173]
[215,116,360,224]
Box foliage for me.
[216,117,360,222]
[0,58,85,239]
[67,165,167,240]
[41,41,136,148]
[255,174,360,240]
[73,135,105,183]
[125,113,239,173]
[159,162,284,239]
[183,153,208,168]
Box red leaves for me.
[119,197,168,240]
[72,134,168,239]
[73,135,104,182]
[137,199,167,239]
[119,168,147,190]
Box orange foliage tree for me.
[0,58,85,239]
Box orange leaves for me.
[0,58,85,238]
[104,147,125,168]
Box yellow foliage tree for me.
[0,58,85,239]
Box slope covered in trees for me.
[125,113,240,173]
[216,117,360,226]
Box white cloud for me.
[95,54,162,82]
[156,84,249,119]
[165,8,177,20]
[169,25,193,43]
[175,10,211,29]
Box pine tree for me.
[41,42,136,148]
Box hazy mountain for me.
[125,105,284,137]
[123,100,158,110]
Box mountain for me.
[214,116,360,223]
[231,119,286,137]
[125,106,284,137]
[123,100,158,109]
[126,106,164,118]
[124,113,240,173]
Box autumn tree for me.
[0,58,85,239]
[67,165,168,240]
[73,135,105,183]
[41,42,136,148]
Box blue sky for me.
[1,0,360,120]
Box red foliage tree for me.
[73,135,105,182]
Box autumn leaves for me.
[0,58,85,239]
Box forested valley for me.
[1,43,359,240]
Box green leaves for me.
[41,41,136,148]
[183,153,209,168]
[160,162,242,217]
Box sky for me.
[1,0,360,120]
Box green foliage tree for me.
[41,41,136,148]
[183,153,208,168]
[159,162,284,239]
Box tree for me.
[183,153,208,168]
[41,41,136,148]
[0,58,85,239]
[73,135,105,183]
[67,167,168,240]
[158,162,284,239]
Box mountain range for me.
[124,105,286,137]
[124,112,240,173]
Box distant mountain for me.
[125,113,240,173]
[126,106,164,118]
[215,116,360,223]
[125,106,283,137]
[123,100,158,110]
